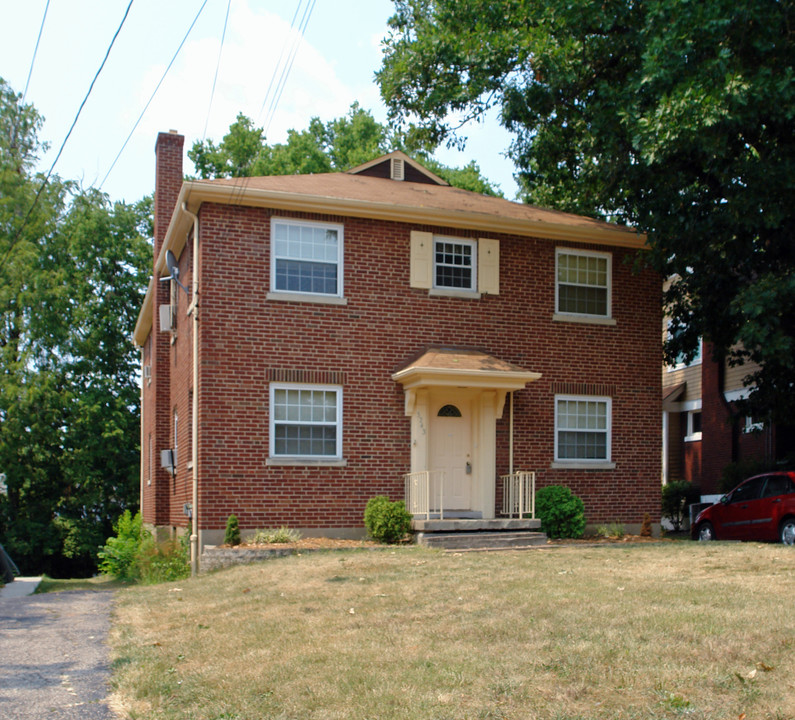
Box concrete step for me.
[415,531,548,551]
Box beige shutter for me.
[410,231,433,289]
[478,237,500,295]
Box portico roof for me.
[392,348,542,391]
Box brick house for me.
[134,130,661,553]
[663,339,794,495]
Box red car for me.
[693,471,795,544]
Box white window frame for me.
[270,218,344,299]
[269,383,343,460]
[173,409,178,468]
[684,408,702,442]
[554,395,612,464]
[555,248,612,319]
[743,415,764,434]
[667,326,702,371]
[433,236,477,292]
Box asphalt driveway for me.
[0,588,114,719]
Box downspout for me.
[181,203,200,577]
[140,347,145,513]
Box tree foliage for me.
[0,78,151,576]
[188,102,502,196]
[378,0,795,422]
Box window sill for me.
[550,461,616,470]
[266,292,348,306]
[429,288,481,300]
[684,434,702,443]
[266,458,348,467]
[552,313,616,327]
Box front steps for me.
[412,518,547,551]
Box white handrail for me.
[501,471,536,518]
[404,470,446,520]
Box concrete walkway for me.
[0,576,42,599]
[0,582,115,719]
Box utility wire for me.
[263,0,316,138]
[99,0,209,191]
[22,0,50,102]
[0,0,134,274]
[256,0,304,125]
[202,0,232,141]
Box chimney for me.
[153,130,184,261]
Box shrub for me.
[720,459,775,494]
[661,481,701,531]
[640,512,653,537]
[136,535,190,584]
[224,514,241,546]
[534,485,586,539]
[250,527,302,544]
[98,510,147,580]
[363,496,412,544]
[596,522,625,539]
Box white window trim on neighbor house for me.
[552,395,615,469]
[554,248,615,325]
[267,383,345,466]
[410,231,499,297]
[268,218,346,304]
[679,399,703,442]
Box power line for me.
[22,0,50,102]
[263,0,317,138]
[0,0,134,274]
[99,0,210,191]
[202,0,232,142]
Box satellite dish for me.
[164,249,189,295]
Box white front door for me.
[430,399,471,510]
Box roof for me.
[392,347,542,391]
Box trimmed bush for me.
[535,485,586,539]
[224,514,241,546]
[250,527,302,544]
[661,480,701,531]
[364,496,412,544]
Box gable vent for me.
[391,158,405,181]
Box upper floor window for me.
[271,218,344,297]
[434,238,477,291]
[556,249,611,318]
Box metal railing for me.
[501,471,536,518]
[404,470,446,520]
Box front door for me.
[430,400,471,511]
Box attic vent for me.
[143,365,152,380]
[391,158,405,181]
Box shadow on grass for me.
[35,575,132,594]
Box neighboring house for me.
[662,336,794,495]
[134,131,661,551]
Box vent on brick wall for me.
[160,448,175,474]
[159,304,173,332]
[143,365,151,379]
[391,157,405,181]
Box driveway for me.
[0,586,115,719]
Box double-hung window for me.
[555,396,611,462]
[270,384,342,459]
[271,219,343,297]
[434,237,477,291]
[556,249,611,318]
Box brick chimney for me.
[153,130,184,261]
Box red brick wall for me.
[167,203,661,531]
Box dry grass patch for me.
[109,543,795,720]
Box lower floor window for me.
[555,395,611,461]
[270,384,342,458]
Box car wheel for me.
[780,518,795,546]
[698,522,715,541]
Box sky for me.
[1,0,519,205]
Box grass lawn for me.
[109,542,795,720]
[35,574,131,593]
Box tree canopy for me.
[188,102,503,196]
[378,0,795,423]
[0,78,151,575]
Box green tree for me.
[378,0,795,422]
[0,78,151,575]
[189,102,502,195]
